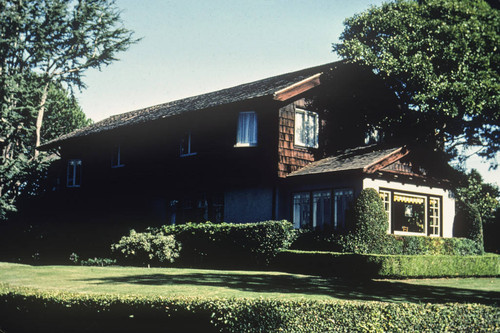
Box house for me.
[39,61,456,238]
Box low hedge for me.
[0,284,498,333]
[112,220,296,268]
[276,250,500,278]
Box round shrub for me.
[341,188,389,254]
[111,229,181,266]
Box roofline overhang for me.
[362,146,409,174]
[273,73,322,102]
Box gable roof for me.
[288,145,409,177]
[39,61,339,150]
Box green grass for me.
[0,262,499,304]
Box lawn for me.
[0,262,498,304]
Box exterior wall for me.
[277,99,315,178]
[224,187,273,223]
[362,177,455,238]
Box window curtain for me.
[237,112,257,145]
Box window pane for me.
[334,189,353,229]
[392,194,426,233]
[294,109,318,148]
[313,190,331,230]
[293,192,310,228]
[428,197,440,236]
[236,112,257,146]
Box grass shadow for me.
[80,272,500,305]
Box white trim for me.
[294,108,319,148]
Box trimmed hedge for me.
[276,250,500,278]
[113,220,296,268]
[0,284,498,333]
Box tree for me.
[455,169,499,224]
[333,0,499,166]
[0,0,137,219]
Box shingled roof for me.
[288,145,408,177]
[40,61,340,149]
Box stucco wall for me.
[224,187,273,223]
[362,177,456,238]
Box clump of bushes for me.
[112,220,296,267]
[111,230,181,266]
[0,285,498,333]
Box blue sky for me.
[74,0,499,186]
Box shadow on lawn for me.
[80,272,500,305]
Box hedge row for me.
[292,230,483,256]
[0,284,498,333]
[276,250,500,278]
[112,220,296,268]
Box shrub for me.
[276,250,500,278]
[80,257,117,267]
[340,188,390,254]
[111,229,181,266]
[0,285,498,333]
[157,220,296,267]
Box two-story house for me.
[39,61,456,238]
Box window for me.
[236,111,258,146]
[313,191,332,230]
[294,109,318,148]
[293,189,353,230]
[392,193,426,234]
[67,159,82,187]
[293,192,311,228]
[333,189,354,229]
[111,144,124,168]
[180,131,196,156]
[379,190,391,227]
[428,197,441,236]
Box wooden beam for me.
[273,73,322,102]
[363,147,409,174]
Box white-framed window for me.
[392,192,427,235]
[333,189,354,229]
[293,189,353,230]
[180,131,196,157]
[379,190,391,229]
[67,159,82,187]
[428,197,441,236]
[111,144,124,168]
[235,111,258,147]
[294,108,319,148]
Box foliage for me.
[333,0,500,164]
[80,257,117,267]
[111,229,181,266]
[277,250,500,278]
[455,169,500,224]
[158,220,297,266]
[0,0,138,219]
[341,188,390,254]
[0,284,498,333]
[457,201,485,254]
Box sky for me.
[74,0,499,186]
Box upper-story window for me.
[180,131,196,156]
[235,111,257,147]
[67,159,82,187]
[111,144,124,168]
[294,108,318,148]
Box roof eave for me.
[273,73,322,102]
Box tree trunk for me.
[34,81,50,159]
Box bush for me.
[0,285,498,333]
[80,257,117,267]
[340,188,390,254]
[111,229,181,266]
[276,250,500,278]
[157,220,296,267]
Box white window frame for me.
[428,197,441,236]
[67,159,82,188]
[235,111,258,147]
[392,192,427,236]
[180,131,197,157]
[111,144,125,168]
[294,108,319,148]
[379,190,391,233]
